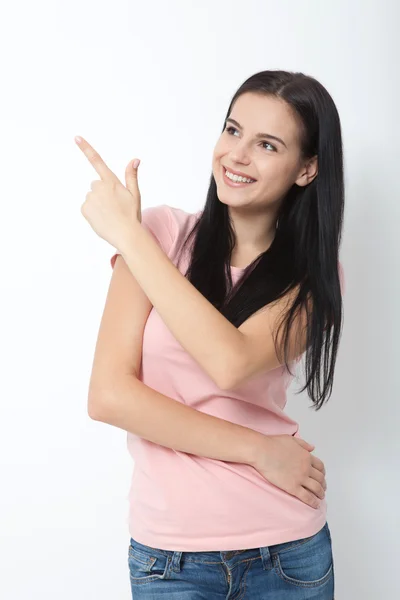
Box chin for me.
[217,195,254,211]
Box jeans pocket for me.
[128,538,170,586]
[272,524,333,589]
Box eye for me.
[224,126,277,152]
[260,141,277,152]
[225,126,238,136]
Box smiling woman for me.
[86,69,344,600]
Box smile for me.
[222,166,257,187]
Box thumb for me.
[294,437,315,452]
[125,158,140,194]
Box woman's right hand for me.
[251,434,327,509]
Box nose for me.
[229,142,251,165]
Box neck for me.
[228,206,278,267]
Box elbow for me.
[87,390,109,421]
[217,351,246,391]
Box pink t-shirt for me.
[110,204,345,552]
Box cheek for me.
[213,149,223,164]
[212,150,222,179]
[260,160,294,181]
[213,136,231,157]
[212,145,227,174]
[212,145,220,160]
[255,164,290,194]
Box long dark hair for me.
[177,70,344,410]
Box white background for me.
[1,1,398,598]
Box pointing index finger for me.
[75,135,119,182]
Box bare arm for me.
[118,222,244,390]
[89,374,267,466]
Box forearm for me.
[119,223,244,389]
[89,374,266,466]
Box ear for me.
[295,155,318,188]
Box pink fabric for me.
[110,204,345,551]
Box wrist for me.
[242,429,272,467]
[119,220,142,257]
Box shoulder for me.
[146,204,201,259]
[139,204,177,256]
[110,204,201,269]
[166,205,202,235]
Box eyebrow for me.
[225,117,288,149]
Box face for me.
[212,92,317,213]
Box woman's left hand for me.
[75,135,142,251]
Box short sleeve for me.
[110,204,176,269]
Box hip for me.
[127,521,334,599]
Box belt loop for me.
[259,545,273,571]
[170,551,183,573]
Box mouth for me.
[222,166,257,188]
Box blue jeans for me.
[128,522,334,599]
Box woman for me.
[79,69,345,599]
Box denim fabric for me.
[127,522,334,599]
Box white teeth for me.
[225,168,255,183]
